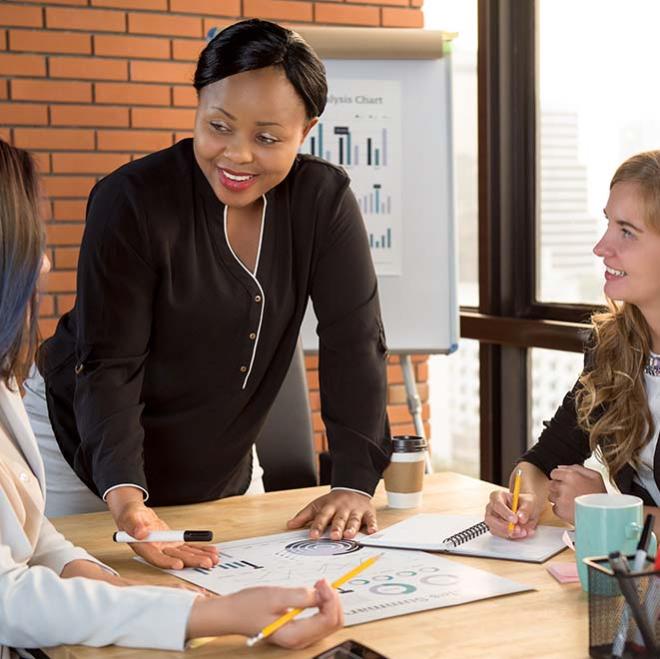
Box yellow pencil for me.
[508,468,523,535]
[245,553,382,647]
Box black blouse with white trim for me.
[40,139,392,506]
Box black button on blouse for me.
[40,139,392,506]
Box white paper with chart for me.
[145,530,533,625]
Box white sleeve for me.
[0,542,197,650]
[30,516,117,576]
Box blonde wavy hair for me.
[576,150,660,479]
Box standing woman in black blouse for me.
[28,19,392,570]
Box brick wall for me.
[0,0,430,457]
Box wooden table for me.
[45,472,587,658]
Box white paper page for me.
[361,514,568,563]
[139,529,533,626]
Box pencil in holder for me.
[585,555,660,658]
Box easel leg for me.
[400,354,433,474]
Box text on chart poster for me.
[301,79,403,276]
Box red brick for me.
[382,7,423,27]
[38,318,58,339]
[172,85,197,107]
[53,200,87,220]
[130,59,194,84]
[95,82,170,106]
[45,269,77,293]
[387,363,403,385]
[174,131,193,142]
[21,0,87,5]
[97,129,173,152]
[52,152,130,174]
[45,7,126,33]
[14,128,94,151]
[128,12,201,38]
[39,294,55,317]
[305,355,318,369]
[312,411,325,433]
[410,0,423,7]
[202,18,235,37]
[415,361,428,381]
[244,0,312,22]
[309,390,320,411]
[0,102,47,125]
[313,432,327,453]
[172,39,204,62]
[132,107,195,130]
[170,0,240,16]
[11,79,91,103]
[46,223,85,245]
[54,246,80,269]
[0,5,43,28]
[306,368,319,390]
[92,0,166,8]
[50,56,128,81]
[352,0,407,4]
[51,104,129,127]
[314,3,380,25]
[56,293,76,315]
[33,151,50,173]
[9,29,91,54]
[0,80,7,100]
[94,34,170,59]
[42,175,95,198]
[0,30,6,50]
[0,52,45,76]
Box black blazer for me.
[40,139,392,506]
[521,367,658,506]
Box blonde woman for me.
[486,150,660,538]
[0,139,342,658]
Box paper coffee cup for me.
[383,435,427,509]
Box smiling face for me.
[193,66,317,210]
[593,181,660,314]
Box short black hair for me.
[194,19,327,119]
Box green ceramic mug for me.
[575,493,656,592]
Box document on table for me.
[140,530,534,626]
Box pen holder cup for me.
[585,556,660,658]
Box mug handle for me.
[626,521,642,540]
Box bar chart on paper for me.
[301,79,402,275]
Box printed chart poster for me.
[301,80,403,276]
[150,531,532,627]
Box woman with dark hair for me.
[0,139,343,657]
[29,18,392,570]
[485,150,660,538]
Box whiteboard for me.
[301,56,459,354]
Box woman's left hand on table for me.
[548,464,607,523]
[286,490,377,540]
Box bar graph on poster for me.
[301,79,402,275]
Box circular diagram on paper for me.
[372,574,394,581]
[369,583,417,596]
[396,570,417,577]
[349,578,370,586]
[420,574,459,587]
[284,538,362,556]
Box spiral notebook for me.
[359,514,568,563]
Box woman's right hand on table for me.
[187,579,344,649]
[484,489,540,539]
[106,486,219,570]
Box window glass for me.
[538,0,660,303]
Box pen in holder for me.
[585,555,660,658]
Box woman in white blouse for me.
[0,139,342,657]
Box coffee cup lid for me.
[391,435,427,452]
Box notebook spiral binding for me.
[442,521,488,547]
